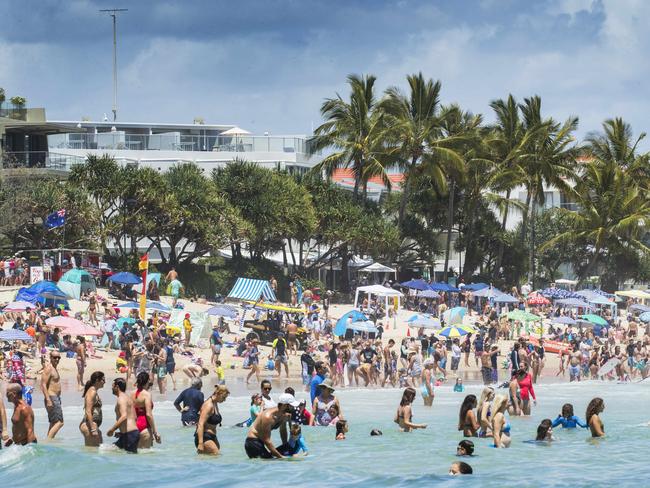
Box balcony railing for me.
[0,151,85,171]
[48,132,317,155]
[0,108,28,121]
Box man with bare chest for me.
[5,383,36,446]
[41,351,64,438]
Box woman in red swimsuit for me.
[516,367,536,415]
[132,372,161,449]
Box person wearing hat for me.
[310,378,343,426]
[272,333,289,378]
[183,313,192,346]
[245,393,298,459]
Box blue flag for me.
[44,209,66,229]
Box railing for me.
[0,151,85,171]
[0,108,28,120]
[48,132,318,155]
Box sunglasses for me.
[263,387,272,391]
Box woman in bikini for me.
[195,385,229,455]
[79,371,105,447]
[394,387,427,432]
[132,371,161,449]
[458,394,479,437]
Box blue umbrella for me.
[472,287,504,298]
[493,293,519,304]
[630,304,650,313]
[400,279,430,291]
[463,283,489,291]
[116,317,136,329]
[206,305,238,319]
[334,310,369,336]
[0,329,33,342]
[429,282,461,293]
[109,272,142,285]
[639,312,650,323]
[539,288,580,299]
[553,316,577,325]
[417,289,440,299]
[118,301,170,312]
[407,314,441,329]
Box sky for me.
[1,0,649,140]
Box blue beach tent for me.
[15,281,69,308]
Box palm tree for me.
[541,158,650,286]
[487,95,528,280]
[518,96,579,286]
[310,74,392,198]
[380,73,464,231]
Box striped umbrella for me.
[0,329,33,342]
[438,326,470,338]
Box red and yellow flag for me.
[139,254,149,320]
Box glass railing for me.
[48,133,317,154]
[0,108,28,120]
[0,151,85,171]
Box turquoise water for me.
[1,381,649,487]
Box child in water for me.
[454,378,465,392]
[215,360,225,385]
[336,420,348,440]
[279,423,309,456]
[535,419,555,441]
[552,403,588,428]
[449,462,473,475]
[456,440,474,456]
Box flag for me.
[44,209,66,229]
[139,254,149,320]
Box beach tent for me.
[354,284,402,311]
[359,262,397,278]
[407,314,441,329]
[629,304,650,313]
[615,290,650,300]
[555,297,592,308]
[147,273,161,286]
[347,320,378,333]
[334,310,368,336]
[169,310,212,344]
[442,306,467,325]
[417,289,440,299]
[493,293,519,303]
[15,281,69,308]
[57,268,96,300]
[227,277,277,302]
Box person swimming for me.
[552,403,588,429]
[535,419,555,442]
[449,461,473,475]
[456,439,474,456]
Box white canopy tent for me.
[354,284,403,311]
[358,262,397,280]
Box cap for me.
[277,393,300,407]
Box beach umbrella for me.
[555,297,591,308]
[46,316,89,331]
[578,314,608,326]
[407,314,441,329]
[118,301,171,312]
[527,292,550,306]
[0,329,33,342]
[108,272,142,285]
[630,304,650,313]
[438,326,470,338]
[463,283,489,291]
[493,293,519,304]
[638,312,650,323]
[553,316,577,325]
[334,310,369,336]
[506,310,540,322]
[539,288,580,299]
[58,322,103,337]
[429,282,461,293]
[417,289,440,299]
[443,307,467,325]
[3,300,35,312]
[400,279,430,291]
[206,305,238,319]
[472,287,504,298]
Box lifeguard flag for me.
[139,254,149,320]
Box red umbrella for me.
[527,292,550,306]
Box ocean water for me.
[1,381,649,487]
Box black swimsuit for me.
[194,404,222,448]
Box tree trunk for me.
[397,158,416,230]
[288,240,297,268]
[282,242,288,268]
[493,189,511,280]
[299,241,304,269]
[462,203,477,281]
[578,246,600,288]
[520,190,532,247]
[527,200,537,287]
[443,180,455,282]
[340,243,351,293]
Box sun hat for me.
[318,378,336,391]
[278,393,300,407]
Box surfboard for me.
[597,357,620,377]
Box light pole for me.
[99,8,128,122]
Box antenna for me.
[99,8,128,121]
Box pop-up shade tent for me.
[15,281,69,308]
[168,310,212,344]
[227,277,277,302]
[58,268,96,300]
[354,284,402,311]
[401,279,430,291]
[108,272,142,285]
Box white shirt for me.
[262,395,276,409]
[452,344,462,358]
[103,318,117,333]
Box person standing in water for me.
[586,397,605,438]
[0,383,8,447]
[245,393,298,459]
[552,403,588,429]
[79,371,105,447]
[516,367,536,415]
[394,387,427,432]
[5,383,36,446]
[40,351,64,439]
[195,385,229,455]
[106,378,140,453]
[491,394,511,448]
[132,371,161,449]
[76,337,87,390]
[421,359,435,407]
[458,394,480,437]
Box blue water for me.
[1,381,649,487]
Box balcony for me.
[0,151,85,171]
[48,132,316,155]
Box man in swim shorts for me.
[5,383,36,446]
[569,350,581,382]
[40,351,64,439]
[107,378,140,453]
[272,333,289,378]
[245,393,298,459]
